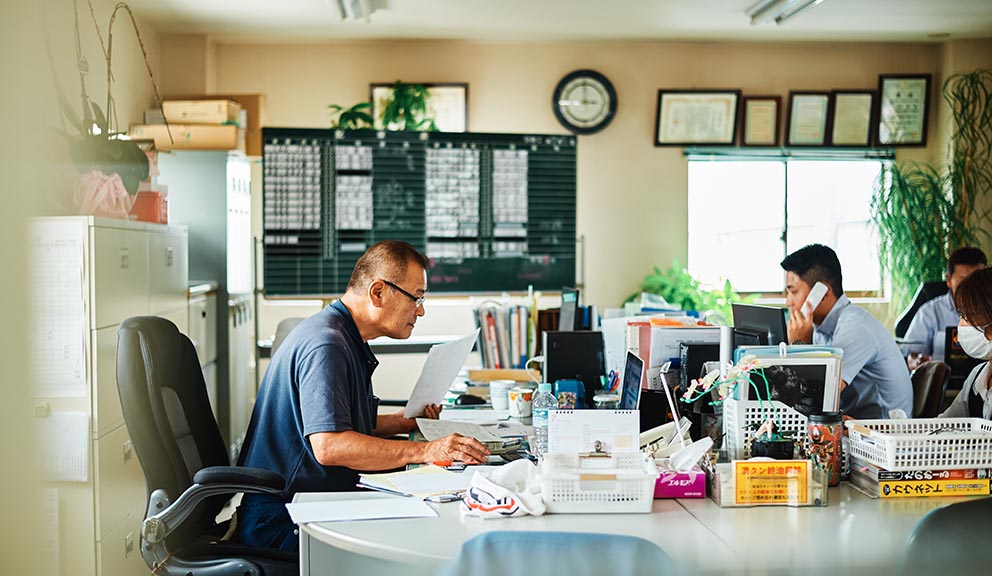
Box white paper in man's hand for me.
[403,329,479,417]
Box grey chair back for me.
[271,317,305,357]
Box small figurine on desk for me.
[680,355,796,459]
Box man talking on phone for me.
[781,244,912,419]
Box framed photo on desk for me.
[370,82,468,132]
[877,74,931,147]
[655,89,740,146]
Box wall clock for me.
[552,69,618,135]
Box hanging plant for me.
[46,0,162,202]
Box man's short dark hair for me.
[346,240,430,293]
[947,246,987,277]
[780,244,844,297]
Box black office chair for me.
[894,281,948,338]
[117,316,298,576]
[910,361,950,418]
[903,497,992,573]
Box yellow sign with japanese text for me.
[879,478,990,498]
[734,460,810,505]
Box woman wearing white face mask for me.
[940,268,992,419]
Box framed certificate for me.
[877,74,931,147]
[830,90,875,147]
[786,91,831,147]
[655,89,740,146]
[741,96,780,147]
[370,82,468,132]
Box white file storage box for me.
[540,452,659,513]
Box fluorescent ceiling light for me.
[745,0,828,26]
[335,0,373,22]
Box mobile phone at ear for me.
[802,282,828,318]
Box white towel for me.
[460,459,546,519]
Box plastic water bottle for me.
[532,382,558,457]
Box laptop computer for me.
[618,351,644,411]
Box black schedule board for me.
[262,128,577,296]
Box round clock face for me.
[553,70,618,134]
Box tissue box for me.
[654,464,706,499]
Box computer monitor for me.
[618,352,644,411]
[732,303,789,346]
[558,287,580,331]
[736,355,842,416]
[543,330,605,408]
[679,342,720,391]
[637,388,674,432]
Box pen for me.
[355,482,414,498]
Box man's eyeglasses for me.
[382,280,426,308]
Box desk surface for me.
[299,486,960,575]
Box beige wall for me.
[199,39,943,308]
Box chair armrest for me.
[142,466,284,545]
[193,466,284,490]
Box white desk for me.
[297,486,959,575]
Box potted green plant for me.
[871,70,992,309]
[51,2,163,217]
[328,102,373,129]
[329,80,438,132]
[626,260,753,323]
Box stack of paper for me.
[359,465,487,498]
[285,492,437,523]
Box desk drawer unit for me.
[94,425,145,540]
[93,325,124,436]
[148,229,189,315]
[32,216,189,576]
[91,226,149,330]
[97,510,145,576]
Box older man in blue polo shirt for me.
[782,244,913,420]
[235,240,489,552]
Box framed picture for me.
[786,91,831,147]
[741,96,781,147]
[654,89,741,146]
[830,90,875,147]
[370,82,468,132]
[877,74,931,147]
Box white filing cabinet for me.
[188,283,219,421]
[30,216,188,576]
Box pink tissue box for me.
[654,465,706,499]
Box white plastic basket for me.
[724,398,809,459]
[845,418,992,471]
[540,452,658,513]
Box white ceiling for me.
[127,0,992,43]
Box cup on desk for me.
[490,379,514,411]
[508,386,533,418]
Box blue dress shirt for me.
[903,292,958,361]
[813,295,914,419]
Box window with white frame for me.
[687,156,885,294]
